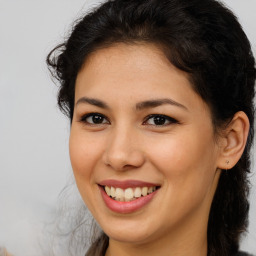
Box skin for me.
[69,43,249,256]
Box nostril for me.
[103,152,146,171]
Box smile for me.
[98,180,160,214]
[104,186,157,202]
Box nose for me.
[102,126,145,171]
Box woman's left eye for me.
[143,114,178,126]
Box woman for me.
[47,0,256,255]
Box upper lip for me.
[98,179,160,189]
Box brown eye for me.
[81,113,109,125]
[152,116,167,125]
[144,114,178,126]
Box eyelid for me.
[79,112,110,125]
[78,112,178,127]
[142,114,179,126]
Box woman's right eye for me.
[80,113,109,125]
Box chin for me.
[107,228,152,244]
[99,217,157,244]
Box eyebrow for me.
[136,98,188,111]
[76,97,110,109]
[76,97,188,111]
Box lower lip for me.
[99,186,158,214]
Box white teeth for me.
[115,188,124,200]
[110,187,116,198]
[105,186,111,196]
[124,188,134,200]
[148,187,153,193]
[134,187,142,198]
[142,187,148,196]
[104,186,157,201]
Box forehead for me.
[75,43,208,114]
[82,43,171,71]
[77,44,189,92]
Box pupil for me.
[92,115,103,124]
[154,116,165,125]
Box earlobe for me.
[217,111,250,170]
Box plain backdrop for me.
[0,0,255,255]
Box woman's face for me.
[70,43,222,245]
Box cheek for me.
[69,129,103,183]
[147,131,219,222]
[148,127,218,190]
[69,130,104,210]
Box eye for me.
[143,114,178,126]
[80,113,109,125]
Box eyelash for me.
[79,113,109,125]
[143,114,179,126]
[79,113,179,127]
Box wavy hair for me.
[47,0,256,255]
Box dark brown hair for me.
[47,0,256,255]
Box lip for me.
[98,179,160,189]
[98,180,160,214]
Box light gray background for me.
[0,0,255,255]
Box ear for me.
[217,111,250,170]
